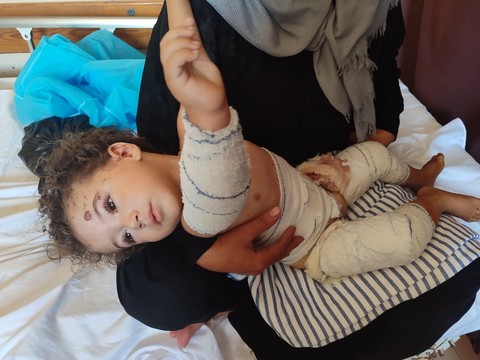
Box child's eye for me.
[123,231,136,246]
[103,195,117,214]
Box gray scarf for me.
[206,0,399,141]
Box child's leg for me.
[335,141,408,204]
[304,203,435,281]
[303,187,480,281]
[402,155,444,193]
[413,186,480,223]
[336,141,444,205]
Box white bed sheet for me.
[0,88,254,360]
[0,81,479,359]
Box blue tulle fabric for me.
[14,30,145,131]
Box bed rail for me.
[0,16,157,29]
[0,16,156,52]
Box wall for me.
[398,0,480,162]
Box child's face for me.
[65,144,182,253]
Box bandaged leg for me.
[304,203,435,281]
[336,141,410,205]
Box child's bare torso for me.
[236,141,281,226]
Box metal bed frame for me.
[0,16,156,52]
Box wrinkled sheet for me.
[0,89,254,360]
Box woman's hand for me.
[350,128,395,147]
[197,207,303,275]
[368,128,395,146]
[160,17,229,131]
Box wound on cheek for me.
[84,211,92,221]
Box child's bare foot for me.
[421,154,445,183]
[405,154,445,193]
[416,186,480,223]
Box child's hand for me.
[160,18,229,130]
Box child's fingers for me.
[160,26,201,70]
[161,25,195,45]
[165,47,200,72]
[160,26,195,56]
[163,46,200,85]
[160,36,200,66]
[161,18,197,47]
[181,17,196,29]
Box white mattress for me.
[0,82,479,359]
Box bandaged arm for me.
[180,108,251,235]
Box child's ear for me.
[108,143,141,161]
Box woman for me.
[117,1,480,358]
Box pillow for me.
[249,181,480,348]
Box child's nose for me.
[125,211,144,230]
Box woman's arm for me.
[368,3,406,145]
[116,207,302,329]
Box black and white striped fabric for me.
[249,181,480,348]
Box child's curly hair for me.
[38,126,157,266]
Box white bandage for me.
[336,141,410,205]
[304,202,435,281]
[180,107,251,235]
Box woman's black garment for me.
[117,225,253,330]
[138,2,345,166]
[117,2,480,359]
[229,258,480,360]
[117,238,480,360]
[136,3,404,166]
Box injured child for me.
[38,16,480,282]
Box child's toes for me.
[474,207,480,222]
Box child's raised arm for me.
[166,0,196,30]
[162,0,229,131]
